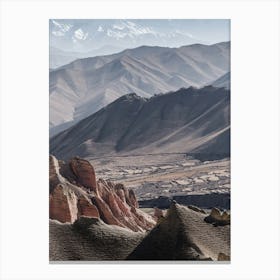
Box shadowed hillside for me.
[128,202,230,260]
[50,86,230,161]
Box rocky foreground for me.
[49,155,230,261]
[49,155,155,232]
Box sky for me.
[50,19,230,54]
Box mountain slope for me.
[50,86,230,160]
[211,72,230,89]
[50,42,230,136]
[50,45,124,69]
[189,128,230,161]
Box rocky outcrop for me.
[49,155,156,231]
[127,202,230,260]
[77,197,99,219]
[204,207,230,226]
[49,184,78,223]
[92,196,123,227]
[70,157,98,193]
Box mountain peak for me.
[51,86,230,160]
[118,92,146,102]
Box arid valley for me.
[91,154,230,209]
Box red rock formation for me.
[49,155,156,232]
[77,197,99,218]
[115,185,126,203]
[49,156,59,191]
[128,189,139,208]
[92,196,123,227]
[70,157,98,193]
[49,184,78,223]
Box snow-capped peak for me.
[97,25,104,32]
[74,28,89,40]
[105,20,158,39]
[51,19,73,33]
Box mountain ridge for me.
[50,86,230,160]
[50,42,230,136]
[211,72,230,89]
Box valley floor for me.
[88,153,230,209]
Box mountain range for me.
[50,45,124,69]
[50,41,230,136]
[50,86,230,160]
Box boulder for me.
[204,207,230,226]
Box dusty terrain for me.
[49,155,230,261]
[128,203,230,260]
[50,218,144,261]
[89,153,230,209]
[50,203,230,261]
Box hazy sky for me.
[50,19,230,53]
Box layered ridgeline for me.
[49,155,230,261]
[50,86,230,160]
[211,72,230,89]
[50,42,230,135]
